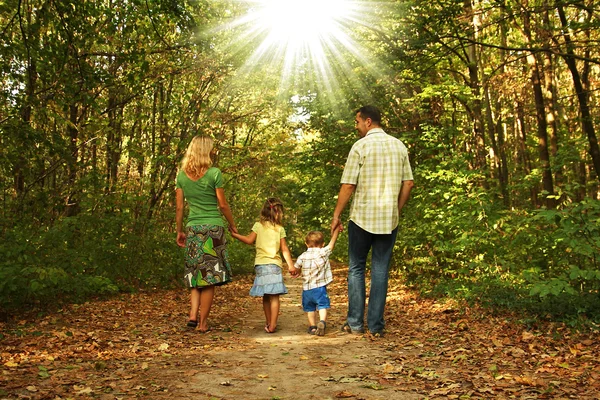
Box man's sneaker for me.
[341,323,364,334]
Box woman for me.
[176,135,237,332]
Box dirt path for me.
[172,275,421,400]
[2,264,599,399]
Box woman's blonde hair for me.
[259,197,285,226]
[181,135,213,177]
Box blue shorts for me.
[302,286,330,312]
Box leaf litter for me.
[1,262,599,399]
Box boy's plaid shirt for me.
[294,246,334,291]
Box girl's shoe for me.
[316,320,326,336]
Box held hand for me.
[331,217,343,235]
[176,232,186,247]
[229,225,239,234]
[288,267,300,277]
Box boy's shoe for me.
[341,323,364,334]
[316,320,326,336]
[307,325,318,335]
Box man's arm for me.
[398,180,414,214]
[331,183,355,235]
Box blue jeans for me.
[347,220,398,334]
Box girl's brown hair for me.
[259,197,284,226]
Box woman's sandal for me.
[187,320,198,328]
[307,325,318,335]
[265,324,276,334]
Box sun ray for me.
[204,0,392,112]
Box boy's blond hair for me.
[305,230,325,247]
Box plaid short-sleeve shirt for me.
[294,246,334,291]
[340,128,413,234]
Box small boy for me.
[294,226,341,336]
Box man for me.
[331,105,414,336]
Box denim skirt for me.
[250,264,288,297]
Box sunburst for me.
[208,0,386,106]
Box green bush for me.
[0,212,181,313]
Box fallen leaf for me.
[335,391,356,398]
[340,377,362,383]
[522,331,535,341]
[362,382,385,390]
[76,386,93,394]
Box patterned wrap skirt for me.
[249,264,288,297]
[184,225,232,288]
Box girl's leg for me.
[189,289,200,322]
[263,295,271,329]
[265,294,280,332]
[198,286,215,332]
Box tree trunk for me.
[522,7,555,207]
[516,98,538,208]
[555,2,600,183]
[64,104,79,217]
[464,0,487,175]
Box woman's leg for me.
[189,288,200,322]
[198,286,215,332]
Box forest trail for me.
[1,263,599,399]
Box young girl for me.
[230,198,299,333]
[176,135,238,333]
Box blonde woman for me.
[176,135,237,332]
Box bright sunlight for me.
[211,0,384,106]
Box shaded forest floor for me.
[1,263,599,399]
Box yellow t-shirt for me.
[252,222,286,267]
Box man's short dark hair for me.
[355,105,382,125]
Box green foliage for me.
[0,209,181,312]
[400,166,600,322]
[521,199,600,298]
